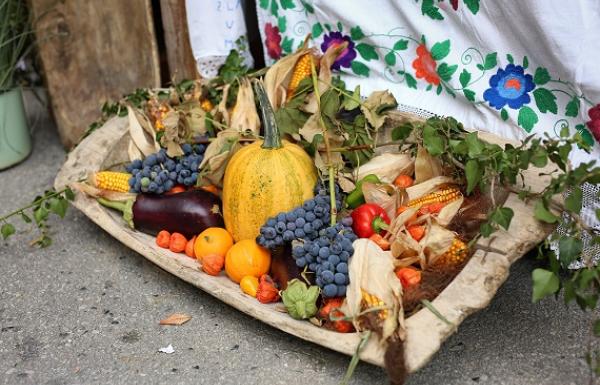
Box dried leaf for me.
[414,146,443,183]
[230,77,260,135]
[356,153,414,184]
[127,106,160,157]
[159,110,189,158]
[199,130,242,186]
[181,102,208,137]
[360,90,398,130]
[216,84,231,126]
[159,313,192,326]
[264,48,312,110]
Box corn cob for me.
[200,98,213,112]
[286,53,314,100]
[92,171,132,193]
[433,237,468,267]
[360,289,388,320]
[408,186,461,208]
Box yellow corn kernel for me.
[361,289,388,320]
[408,187,461,208]
[286,53,314,100]
[434,237,469,267]
[200,98,213,112]
[93,171,131,193]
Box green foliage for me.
[0,0,31,89]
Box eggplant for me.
[98,189,224,238]
[270,244,307,290]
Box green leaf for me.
[522,56,529,69]
[275,107,309,136]
[355,43,378,61]
[1,223,15,239]
[351,61,370,77]
[404,73,417,89]
[300,0,314,13]
[565,97,580,117]
[517,106,539,132]
[342,85,361,111]
[463,0,480,14]
[560,124,570,138]
[463,89,475,101]
[533,67,551,85]
[558,236,583,266]
[350,26,365,41]
[320,89,340,120]
[430,40,451,61]
[531,147,548,167]
[506,54,514,64]
[465,132,484,157]
[391,123,414,141]
[35,235,52,248]
[500,108,509,121]
[491,207,514,230]
[465,159,481,194]
[533,88,558,114]
[479,222,494,237]
[393,39,408,51]
[384,51,396,66]
[426,84,433,91]
[281,36,294,54]
[270,0,279,16]
[422,124,445,156]
[259,0,269,9]
[437,63,458,81]
[421,0,444,20]
[565,187,583,213]
[534,200,558,223]
[483,52,497,70]
[277,16,287,33]
[34,206,49,224]
[459,69,471,88]
[337,22,343,32]
[532,268,559,302]
[436,84,443,95]
[49,198,68,219]
[311,23,323,38]
[577,127,595,146]
[594,319,600,337]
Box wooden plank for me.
[29,0,161,148]
[159,0,199,82]
[54,114,554,372]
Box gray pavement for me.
[0,100,596,385]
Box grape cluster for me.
[292,217,357,298]
[125,143,205,194]
[257,183,342,250]
[256,183,357,298]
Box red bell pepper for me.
[351,203,391,238]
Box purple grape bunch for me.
[125,143,205,194]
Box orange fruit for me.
[225,239,271,283]
[194,227,234,262]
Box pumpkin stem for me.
[253,80,282,149]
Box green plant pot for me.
[0,88,31,170]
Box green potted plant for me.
[0,0,32,169]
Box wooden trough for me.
[54,114,554,372]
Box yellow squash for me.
[222,81,317,241]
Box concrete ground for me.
[0,99,597,385]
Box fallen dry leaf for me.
[159,313,192,326]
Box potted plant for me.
[0,0,32,169]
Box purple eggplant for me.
[98,189,224,238]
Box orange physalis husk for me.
[256,274,279,303]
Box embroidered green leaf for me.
[459,69,471,88]
[444,85,456,98]
[576,125,595,146]
[324,23,332,32]
[436,84,443,95]
[311,23,323,38]
[337,22,343,32]
[281,36,294,54]
[426,84,433,91]
[384,51,396,66]
[300,0,314,13]
[533,88,558,114]
[278,16,287,33]
[430,40,450,60]
[350,26,365,41]
[534,67,551,85]
[356,43,378,61]
[270,0,279,16]
[501,108,509,121]
[463,0,480,14]
[565,97,580,117]
[393,39,409,51]
[437,63,458,81]
[421,0,444,20]
[280,0,295,9]
[506,53,514,64]
[404,73,417,89]
[518,106,538,132]
[351,61,370,77]
[522,56,529,69]
[483,52,497,70]
[532,268,559,302]
[463,89,475,101]
[259,0,269,9]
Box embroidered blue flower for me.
[483,64,535,110]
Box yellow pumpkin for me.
[222,81,317,241]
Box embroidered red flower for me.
[586,104,600,142]
[264,23,282,60]
[412,44,440,86]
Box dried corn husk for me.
[198,130,242,187]
[405,176,455,201]
[264,48,312,111]
[436,195,464,226]
[216,84,231,126]
[356,153,414,184]
[160,109,190,157]
[362,182,398,220]
[180,101,208,137]
[419,223,456,264]
[303,42,348,114]
[414,146,443,183]
[230,77,260,135]
[344,239,404,341]
[127,106,160,159]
